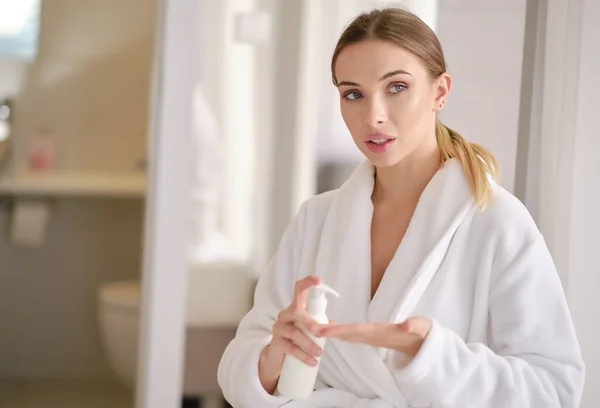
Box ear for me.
[433,72,452,112]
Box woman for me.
[217,7,585,408]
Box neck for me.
[372,140,442,205]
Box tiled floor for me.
[0,378,133,408]
[0,379,233,408]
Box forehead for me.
[335,39,426,82]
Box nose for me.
[365,95,388,127]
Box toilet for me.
[97,262,257,391]
[98,281,141,387]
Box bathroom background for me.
[0,0,598,408]
[0,0,151,404]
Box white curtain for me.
[517,0,598,405]
[516,0,583,291]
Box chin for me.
[364,151,406,169]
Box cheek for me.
[389,91,430,124]
[341,104,363,133]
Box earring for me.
[440,100,446,108]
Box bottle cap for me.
[307,283,340,316]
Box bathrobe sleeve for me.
[217,203,309,408]
[393,232,585,408]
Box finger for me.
[318,323,392,345]
[397,321,411,333]
[272,319,287,336]
[317,323,372,340]
[276,308,295,325]
[399,317,431,337]
[277,308,315,330]
[287,325,323,357]
[283,338,319,367]
[309,319,337,333]
[277,322,322,357]
[292,276,322,309]
[293,310,319,329]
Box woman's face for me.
[334,40,449,168]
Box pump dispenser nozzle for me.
[307,283,340,316]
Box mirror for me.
[0,0,41,175]
[0,0,41,60]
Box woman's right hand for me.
[259,275,324,394]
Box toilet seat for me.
[98,281,141,387]
[100,282,141,313]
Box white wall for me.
[568,0,600,404]
[436,0,526,193]
[12,0,154,172]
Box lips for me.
[369,138,391,145]
[365,137,396,153]
[365,133,395,153]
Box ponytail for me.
[435,120,499,210]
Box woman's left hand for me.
[310,316,431,357]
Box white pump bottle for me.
[276,283,340,399]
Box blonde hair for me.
[331,8,499,209]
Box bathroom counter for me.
[186,261,257,328]
[0,170,146,198]
[182,262,257,397]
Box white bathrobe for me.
[217,158,585,408]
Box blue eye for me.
[389,84,406,94]
[343,91,363,100]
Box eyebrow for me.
[337,69,412,87]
